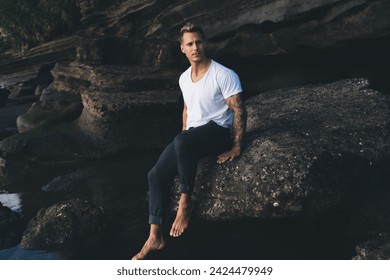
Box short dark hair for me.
[179,22,205,43]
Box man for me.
[132,22,247,260]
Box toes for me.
[170,225,185,237]
[170,227,178,237]
[132,253,143,260]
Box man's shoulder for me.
[179,66,191,83]
[211,60,239,81]
[211,60,236,76]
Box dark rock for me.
[136,0,390,61]
[8,82,36,100]
[353,234,390,260]
[16,90,83,133]
[42,167,95,192]
[346,159,390,240]
[20,198,106,251]
[0,103,32,142]
[2,0,390,84]
[76,88,182,155]
[0,124,83,163]
[0,64,183,164]
[0,0,82,50]
[0,201,24,249]
[0,84,10,107]
[0,36,79,86]
[185,78,390,220]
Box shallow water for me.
[0,245,62,260]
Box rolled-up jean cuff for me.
[179,183,193,194]
[149,215,163,225]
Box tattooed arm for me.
[217,93,247,164]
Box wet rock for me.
[187,78,390,220]
[353,234,390,260]
[20,198,106,251]
[0,201,24,249]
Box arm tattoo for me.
[227,94,247,148]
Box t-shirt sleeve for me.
[218,69,243,99]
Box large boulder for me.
[187,78,390,220]
[20,198,106,251]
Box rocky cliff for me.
[0,0,390,259]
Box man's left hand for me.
[217,146,241,164]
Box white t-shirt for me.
[179,60,242,129]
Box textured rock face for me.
[2,1,390,84]
[0,63,183,165]
[353,234,390,260]
[135,0,390,64]
[188,78,390,220]
[20,198,106,250]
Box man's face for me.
[180,31,206,64]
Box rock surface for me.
[187,78,390,220]
[353,234,390,260]
[20,198,106,251]
[0,64,183,168]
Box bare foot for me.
[132,225,165,260]
[170,193,193,237]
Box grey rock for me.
[186,78,390,220]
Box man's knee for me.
[148,167,159,185]
[173,133,189,152]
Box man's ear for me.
[180,44,185,53]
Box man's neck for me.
[191,58,211,78]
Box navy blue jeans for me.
[148,121,232,224]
